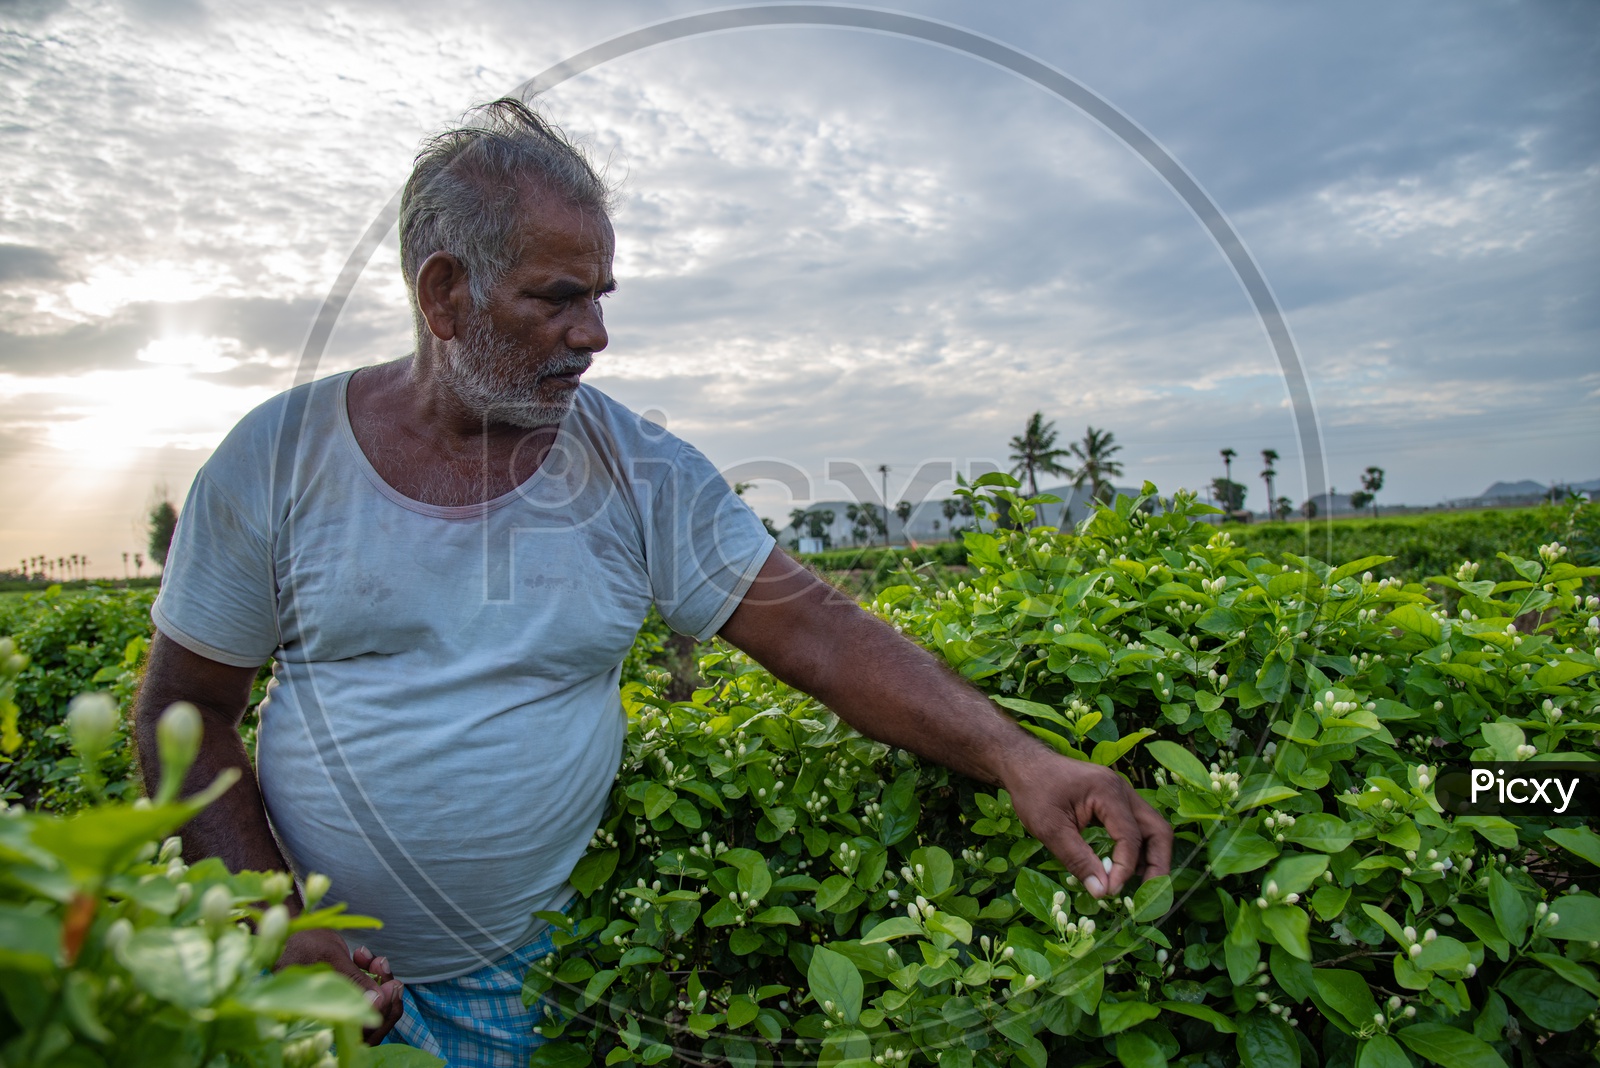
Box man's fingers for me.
[1135,800,1175,881]
[1098,796,1147,897]
[1030,806,1112,897]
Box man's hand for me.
[1000,747,1172,899]
[719,548,1176,898]
[278,929,405,1044]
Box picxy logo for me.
[1469,768,1580,813]
[1438,762,1596,818]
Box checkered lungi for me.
[379,924,562,1068]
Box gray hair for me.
[399,97,613,311]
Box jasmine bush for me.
[526,479,1600,1068]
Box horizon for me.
[3,1,1596,577]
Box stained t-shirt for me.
[152,370,774,982]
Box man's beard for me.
[437,309,591,429]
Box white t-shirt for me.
[152,369,773,982]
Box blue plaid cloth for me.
[379,923,563,1067]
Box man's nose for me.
[567,298,608,354]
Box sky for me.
[1,0,1596,576]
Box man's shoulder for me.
[570,383,686,464]
[198,371,349,495]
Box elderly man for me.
[135,99,1171,1063]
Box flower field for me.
[1,484,1598,1066]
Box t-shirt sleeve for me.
[646,439,775,641]
[151,468,279,668]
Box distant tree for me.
[942,497,974,535]
[846,503,887,546]
[789,508,808,536]
[1274,497,1294,521]
[1260,450,1280,521]
[133,553,144,578]
[1220,448,1237,501]
[894,500,913,543]
[732,481,753,497]
[1070,426,1125,505]
[1008,412,1072,500]
[148,497,178,569]
[123,552,130,579]
[801,508,835,549]
[760,516,780,539]
[1349,490,1373,513]
[1359,466,1385,517]
[1211,478,1246,512]
[1301,498,1319,520]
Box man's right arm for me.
[134,631,404,1042]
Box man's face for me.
[438,188,615,428]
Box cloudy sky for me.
[2,0,1596,575]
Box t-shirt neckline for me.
[335,368,570,519]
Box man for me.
[135,99,1171,1063]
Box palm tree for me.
[1008,412,1072,499]
[1261,449,1280,521]
[1070,426,1125,506]
[1220,448,1237,495]
[1360,466,1385,518]
[133,553,144,578]
[846,503,886,546]
[894,500,913,543]
[123,552,130,579]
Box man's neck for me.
[345,356,561,507]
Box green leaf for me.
[1157,1001,1238,1033]
[1415,936,1470,974]
[1355,1036,1411,1068]
[816,874,854,912]
[1528,953,1600,998]
[726,993,760,1030]
[1545,893,1600,941]
[528,1044,594,1068]
[879,770,920,847]
[1500,967,1598,1031]
[1386,603,1442,644]
[1311,884,1351,922]
[1012,867,1065,924]
[1091,728,1155,767]
[222,966,378,1025]
[1282,813,1353,853]
[1115,1029,1169,1068]
[568,849,619,895]
[1197,607,1245,636]
[1453,904,1509,960]
[1147,740,1211,788]
[1236,1012,1299,1068]
[1131,875,1173,923]
[909,846,955,896]
[1456,816,1518,850]
[1209,828,1279,876]
[1225,907,1260,986]
[1260,905,1311,961]
[1314,970,1380,1031]
[1546,826,1600,868]
[1329,556,1395,585]
[642,783,677,820]
[1488,867,1530,946]
[1263,854,1329,896]
[1396,1022,1508,1068]
[807,945,863,1025]
[861,917,923,944]
[751,906,799,926]
[1099,999,1162,1034]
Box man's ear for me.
[415,251,470,342]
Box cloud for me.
[0,244,67,282]
[0,296,321,376]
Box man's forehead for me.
[510,181,613,249]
